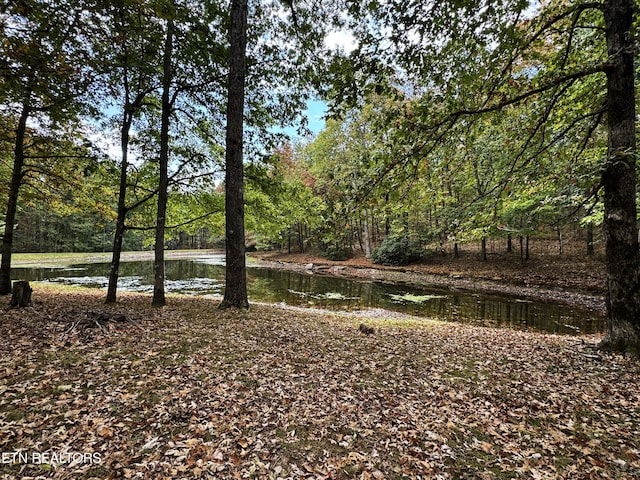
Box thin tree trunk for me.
[219,0,249,309]
[599,0,640,354]
[355,217,364,253]
[557,226,563,255]
[152,18,174,307]
[586,223,595,256]
[106,110,133,303]
[519,235,524,261]
[298,222,304,252]
[363,209,372,259]
[0,96,30,295]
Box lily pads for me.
[388,293,447,304]
[312,292,359,300]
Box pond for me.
[14,254,605,335]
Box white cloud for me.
[324,29,357,54]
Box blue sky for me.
[280,99,329,141]
[304,99,328,136]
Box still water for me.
[15,254,605,335]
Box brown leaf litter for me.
[0,286,638,479]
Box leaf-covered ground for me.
[1,287,638,479]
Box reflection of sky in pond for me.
[191,255,226,267]
[165,278,224,295]
[47,276,109,288]
[15,257,605,335]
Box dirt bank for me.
[249,249,607,313]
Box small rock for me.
[359,323,375,335]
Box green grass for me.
[11,249,221,267]
[11,251,113,267]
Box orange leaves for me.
[95,423,115,439]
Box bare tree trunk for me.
[219,0,249,309]
[0,96,30,295]
[152,18,174,307]
[363,209,372,259]
[586,223,595,256]
[557,226,563,255]
[298,222,304,252]
[519,236,524,262]
[599,0,640,355]
[106,109,133,304]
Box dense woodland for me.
[1,1,639,352]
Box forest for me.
[1,1,640,478]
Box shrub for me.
[323,246,352,261]
[372,236,424,266]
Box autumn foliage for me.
[0,286,638,479]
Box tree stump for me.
[10,281,32,308]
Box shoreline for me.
[249,252,607,314]
[10,248,606,313]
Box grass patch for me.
[11,252,113,267]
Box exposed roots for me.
[597,334,640,358]
[61,310,141,336]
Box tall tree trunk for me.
[557,226,563,255]
[355,218,364,252]
[0,97,30,295]
[363,209,372,259]
[106,110,133,304]
[599,0,640,354]
[519,235,524,261]
[586,223,595,256]
[219,0,249,309]
[152,19,174,307]
[298,222,304,252]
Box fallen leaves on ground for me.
[0,286,638,479]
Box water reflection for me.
[13,257,605,335]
